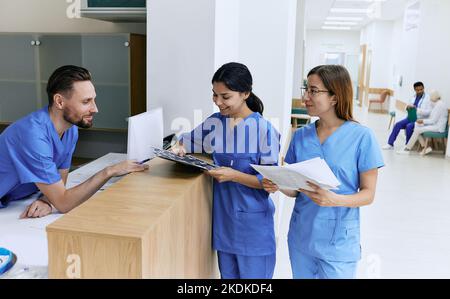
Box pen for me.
[139,158,151,164]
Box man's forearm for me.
[56,167,112,213]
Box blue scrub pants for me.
[217,251,276,279]
[289,247,357,279]
[388,117,415,146]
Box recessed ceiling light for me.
[326,16,364,21]
[324,21,358,26]
[330,8,370,13]
[322,26,352,30]
[335,0,386,2]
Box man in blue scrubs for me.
[0,65,148,218]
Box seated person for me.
[397,91,448,155]
[0,65,149,218]
[383,82,432,150]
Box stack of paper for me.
[251,157,340,191]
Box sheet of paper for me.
[251,158,340,191]
[285,157,340,188]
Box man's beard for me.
[63,110,94,129]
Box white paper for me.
[127,108,164,161]
[251,158,340,191]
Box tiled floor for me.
[273,105,450,279]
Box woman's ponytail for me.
[246,92,264,115]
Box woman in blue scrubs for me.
[263,65,384,279]
[174,62,280,279]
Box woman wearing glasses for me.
[263,65,384,279]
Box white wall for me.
[293,0,307,99]
[305,29,360,99]
[361,21,396,89]
[415,0,450,107]
[362,0,450,107]
[305,29,360,75]
[214,0,240,68]
[237,0,298,148]
[147,0,216,136]
[389,18,404,110]
[147,0,300,147]
[0,0,145,34]
[389,2,421,104]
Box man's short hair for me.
[413,81,424,89]
[47,65,92,106]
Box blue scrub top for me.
[285,121,384,262]
[181,112,280,256]
[0,106,78,208]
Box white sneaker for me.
[382,144,394,150]
[421,147,433,156]
[396,148,411,155]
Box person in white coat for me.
[397,90,448,155]
[383,82,432,149]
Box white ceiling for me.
[305,0,408,31]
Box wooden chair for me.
[369,89,390,112]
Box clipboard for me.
[407,107,417,122]
[152,147,219,171]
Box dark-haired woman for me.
[174,62,280,278]
[263,65,384,279]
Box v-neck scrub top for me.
[181,112,280,256]
[0,106,78,208]
[284,121,384,262]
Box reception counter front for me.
[46,157,217,278]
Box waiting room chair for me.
[291,107,311,128]
[389,99,408,130]
[388,111,396,130]
[369,90,390,112]
[421,110,450,155]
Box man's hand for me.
[406,104,415,110]
[262,178,279,193]
[207,167,238,183]
[416,119,424,125]
[20,198,53,219]
[107,160,149,177]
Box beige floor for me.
[273,105,450,279]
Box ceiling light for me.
[330,8,370,13]
[324,21,358,26]
[326,16,364,21]
[322,26,351,30]
[335,0,386,2]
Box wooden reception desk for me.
[46,157,217,278]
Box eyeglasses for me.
[301,87,329,98]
